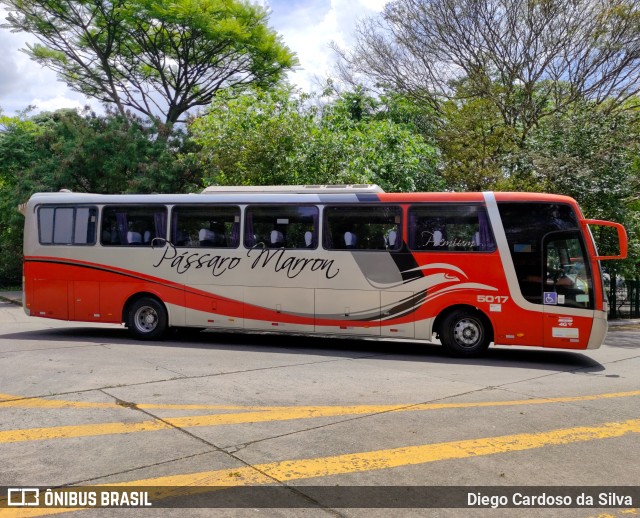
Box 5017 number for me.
[477,295,509,303]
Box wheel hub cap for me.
[454,319,480,347]
[136,307,158,332]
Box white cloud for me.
[0,48,21,98]
[0,6,95,115]
[28,96,86,112]
[267,0,386,91]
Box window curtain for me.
[323,214,333,249]
[230,211,240,247]
[115,213,128,245]
[245,210,254,247]
[170,212,179,245]
[408,210,418,249]
[477,210,494,251]
[154,212,167,241]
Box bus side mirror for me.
[582,219,628,260]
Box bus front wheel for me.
[127,297,168,340]
[439,309,490,357]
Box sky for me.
[0,0,387,116]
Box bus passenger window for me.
[170,206,240,248]
[244,206,318,249]
[408,204,495,252]
[38,206,97,246]
[324,205,402,251]
[101,206,167,247]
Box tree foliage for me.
[0,110,44,287]
[1,0,297,125]
[4,108,200,195]
[190,86,444,192]
[436,80,519,191]
[519,101,640,276]
[0,108,201,286]
[336,0,640,141]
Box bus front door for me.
[542,232,595,349]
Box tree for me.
[0,109,45,287]
[1,0,297,125]
[336,0,640,141]
[189,86,444,192]
[0,107,202,286]
[436,79,520,191]
[520,100,640,277]
[317,88,443,192]
[190,86,316,186]
[19,108,202,194]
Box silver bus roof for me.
[200,184,385,194]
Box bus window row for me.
[37,204,496,252]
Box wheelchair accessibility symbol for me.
[544,292,558,305]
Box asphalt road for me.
[0,298,639,517]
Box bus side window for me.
[324,205,402,251]
[38,206,97,246]
[408,204,495,252]
[101,206,167,246]
[171,206,240,248]
[244,205,318,249]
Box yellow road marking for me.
[3,416,640,517]
[0,405,430,443]
[4,390,640,411]
[0,394,250,411]
[1,390,640,444]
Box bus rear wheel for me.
[440,309,490,357]
[127,297,168,340]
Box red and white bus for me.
[20,185,627,356]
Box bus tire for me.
[127,297,168,340]
[439,309,490,357]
